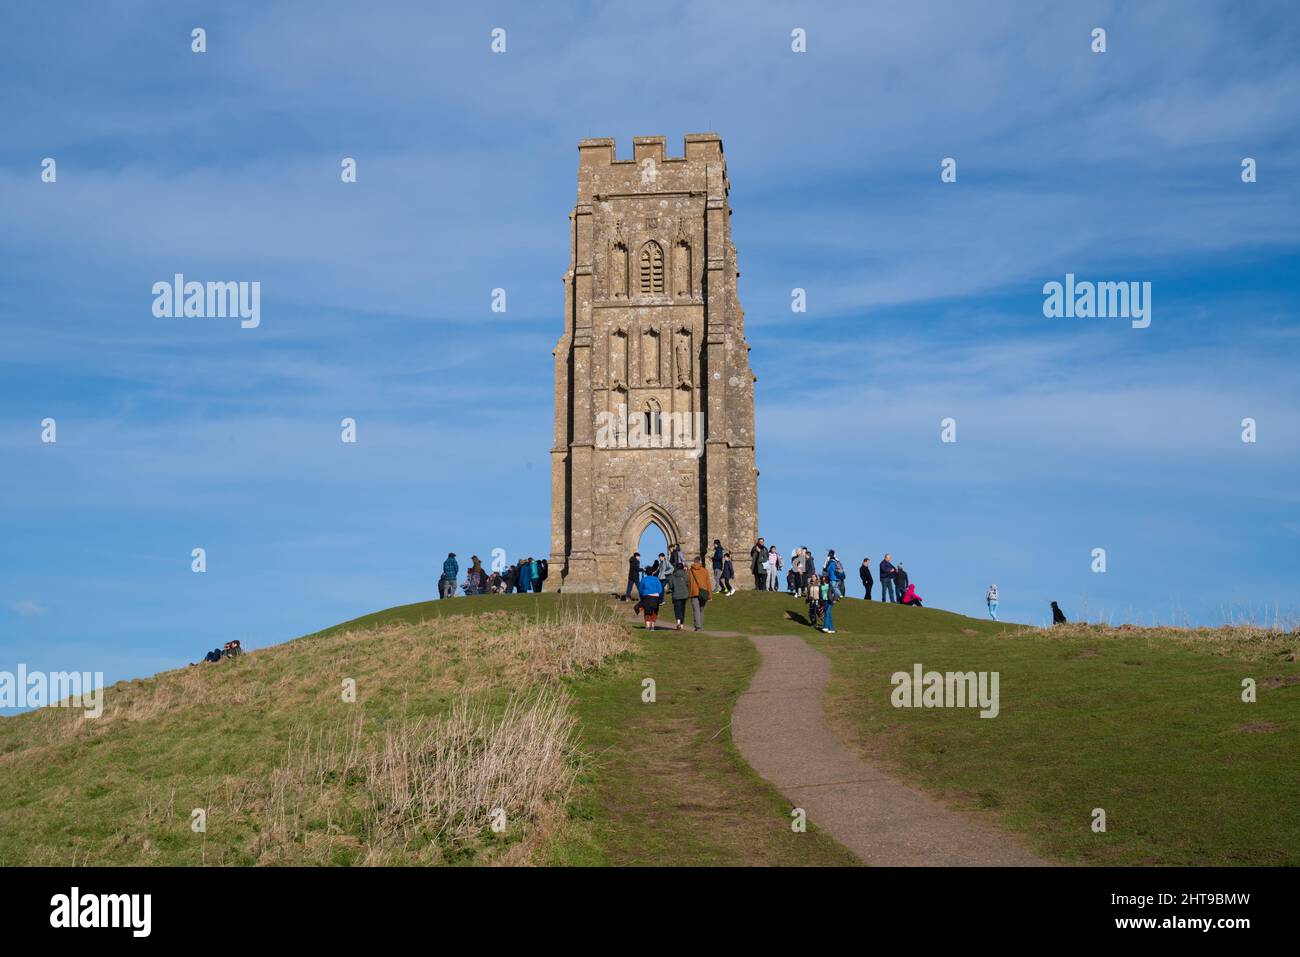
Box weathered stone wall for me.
[550,134,758,592]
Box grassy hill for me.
[700,592,1300,865]
[1,589,1296,866]
[0,593,853,866]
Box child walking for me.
[805,574,823,630]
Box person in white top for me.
[765,546,781,591]
[986,584,999,621]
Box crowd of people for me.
[619,539,934,635]
[434,541,1062,629]
[625,543,715,631]
[438,552,549,597]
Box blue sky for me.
[2,1,1298,700]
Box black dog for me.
[1051,601,1067,625]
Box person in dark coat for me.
[859,558,874,600]
[625,552,641,600]
[894,563,910,602]
[879,555,897,602]
[749,538,766,590]
[711,539,725,591]
[1051,601,1067,625]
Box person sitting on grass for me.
[899,583,923,607]
[636,569,664,630]
[805,573,823,630]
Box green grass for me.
[0,592,854,866]
[702,591,1300,865]
[320,592,857,864]
[0,599,622,865]
[308,592,607,636]
[5,587,1293,866]
[548,620,858,866]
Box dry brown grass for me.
[1015,621,1300,663]
[265,690,578,855]
[0,604,634,865]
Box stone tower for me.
[549,134,758,592]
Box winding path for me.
[730,633,1046,866]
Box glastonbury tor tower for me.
[549,134,758,592]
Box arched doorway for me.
[618,502,685,571]
[635,521,668,572]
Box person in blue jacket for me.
[636,569,664,629]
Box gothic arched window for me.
[643,398,662,441]
[639,242,665,294]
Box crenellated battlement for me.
[578,133,724,167]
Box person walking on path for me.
[668,562,691,630]
[649,552,667,588]
[860,558,874,600]
[440,553,459,599]
[636,570,663,629]
[894,563,910,603]
[711,539,725,591]
[721,551,736,595]
[986,584,999,620]
[688,556,711,631]
[625,552,642,601]
[765,545,781,592]
[820,576,837,634]
[879,554,897,603]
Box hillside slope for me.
[0,593,856,866]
